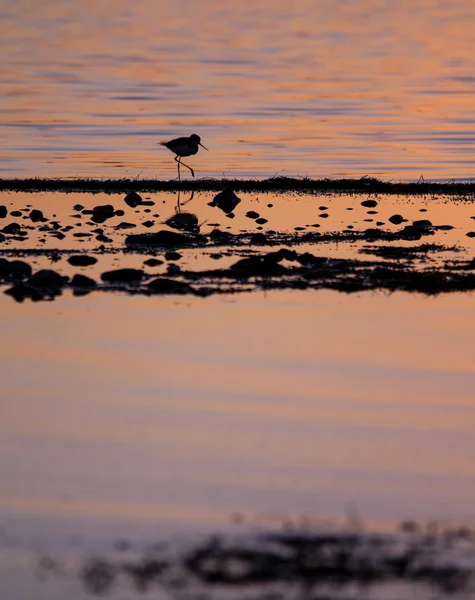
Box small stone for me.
[165,251,182,261]
[467,231,475,238]
[29,209,44,222]
[255,218,268,225]
[412,219,433,228]
[319,213,329,218]
[10,211,22,217]
[124,192,143,208]
[143,220,155,228]
[143,258,164,267]
[114,209,125,217]
[96,234,112,242]
[318,206,328,210]
[212,189,241,214]
[68,255,98,267]
[361,199,378,207]
[389,214,404,225]
[92,204,115,223]
[0,206,8,219]
[2,222,21,234]
[246,211,260,219]
[73,204,85,211]
[115,222,136,229]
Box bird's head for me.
[190,134,208,150]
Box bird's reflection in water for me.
[164,190,200,233]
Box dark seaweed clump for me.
[35,525,475,598]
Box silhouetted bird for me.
[160,134,208,180]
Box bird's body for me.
[160,134,208,179]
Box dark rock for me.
[0,206,7,219]
[209,229,233,242]
[319,213,329,218]
[96,234,112,242]
[399,225,422,241]
[147,278,194,294]
[143,220,155,228]
[255,218,268,225]
[73,204,84,211]
[92,204,115,223]
[467,231,475,238]
[142,200,155,206]
[318,206,328,210]
[143,258,164,267]
[389,214,404,225]
[250,233,268,244]
[167,264,181,275]
[114,209,125,217]
[412,219,433,229]
[115,222,136,229]
[165,251,182,261]
[2,222,21,234]
[51,232,66,240]
[70,274,97,289]
[73,232,92,237]
[361,199,378,207]
[363,228,385,240]
[68,255,98,267]
[230,254,287,277]
[165,212,199,233]
[246,211,260,219]
[0,259,32,281]
[29,269,66,291]
[211,189,241,214]
[10,210,22,217]
[126,230,205,248]
[101,268,145,283]
[0,233,4,242]
[438,225,454,230]
[29,209,44,222]
[124,192,143,208]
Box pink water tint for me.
[0,290,474,537]
[2,0,475,179]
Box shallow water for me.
[0,289,475,599]
[2,0,475,179]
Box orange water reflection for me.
[1,0,475,179]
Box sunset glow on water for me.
[1,2,475,598]
[2,0,475,179]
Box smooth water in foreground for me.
[0,289,474,598]
[2,0,475,179]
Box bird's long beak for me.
[199,142,209,151]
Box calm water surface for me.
[2,0,475,179]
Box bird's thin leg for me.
[176,189,181,212]
[174,155,181,181]
[179,159,195,178]
[181,190,195,206]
